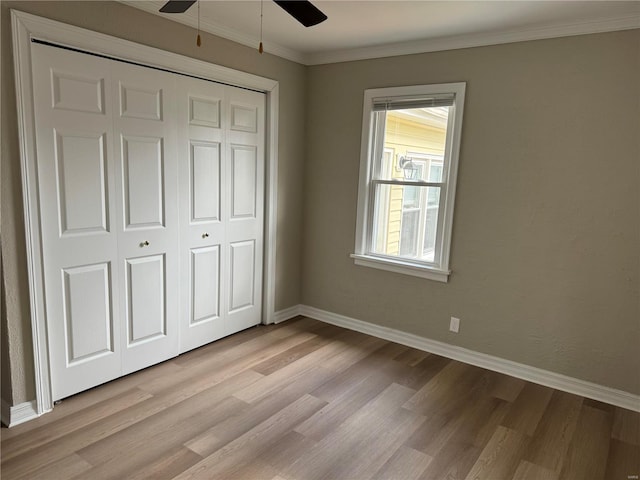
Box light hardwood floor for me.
[1,317,639,480]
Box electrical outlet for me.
[450,317,460,333]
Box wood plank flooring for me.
[1,317,638,480]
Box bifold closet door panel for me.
[177,79,266,353]
[111,62,180,374]
[224,87,265,334]
[31,44,122,401]
[177,77,228,353]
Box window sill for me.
[350,254,450,283]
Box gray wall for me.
[1,1,306,405]
[302,30,640,395]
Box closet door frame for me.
[11,9,280,418]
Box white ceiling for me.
[122,1,640,65]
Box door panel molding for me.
[230,144,258,220]
[190,141,221,223]
[62,262,114,365]
[11,9,279,418]
[189,96,221,128]
[52,71,105,114]
[119,83,163,121]
[229,239,256,313]
[54,130,109,236]
[125,254,167,346]
[190,245,221,325]
[121,135,166,229]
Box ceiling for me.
[122,1,640,65]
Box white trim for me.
[1,399,39,428]
[117,2,640,66]
[350,254,450,283]
[272,305,303,324]
[11,10,279,416]
[298,305,640,412]
[306,15,640,65]
[119,0,305,65]
[11,10,53,417]
[262,84,279,326]
[11,11,278,91]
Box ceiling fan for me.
[159,0,328,27]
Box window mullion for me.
[372,179,445,188]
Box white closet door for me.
[111,62,180,374]
[31,44,122,400]
[225,87,265,333]
[178,79,265,353]
[32,44,181,399]
[31,41,265,399]
[178,77,227,352]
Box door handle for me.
[202,233,209,238]
[140,240,150,247]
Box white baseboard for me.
[298,304,640,412]
[273,305,303,324]
[1,398,39,427]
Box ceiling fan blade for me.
[273,0,327,27]
[159,0,196,14]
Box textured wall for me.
[303,30,640,394]
[1,1,306,405]
[1,258,15,404]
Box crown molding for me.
[119,2,638,66]
[307,14,640,65]
[118,0,305,64]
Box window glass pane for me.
[402,164,423,209]
[378,107,450,181]
[423,186,440,261]
[427,187,439,207]
[429,162,443,183]
[371,183,399,256]
[400,210,420,256]
[372,183,440,263]
[403,185,420,209]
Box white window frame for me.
[351,83,466,282]
[373,148,394,251]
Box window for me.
[352,83,466,282]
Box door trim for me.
[11,9,280,416]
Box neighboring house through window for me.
[352,83,466,282]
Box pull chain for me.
[258,0,264,54]
[196,0,201,47]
